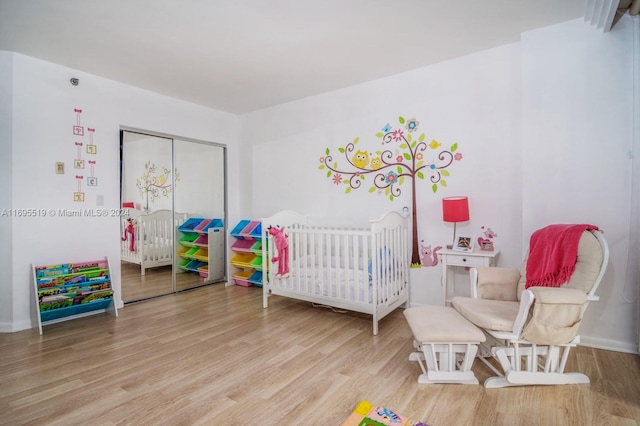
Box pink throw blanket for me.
[525,224,599,289]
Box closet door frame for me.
[120,127,228,299]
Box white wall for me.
[1,52,240,332]
[0,51,14,328]
[242,43,524,312]
[521,17,638,352]
[242,19,638,352]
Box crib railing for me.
[265,216,409,306]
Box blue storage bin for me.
[230,220,250,238]
[178,217,204,233]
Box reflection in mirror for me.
[120,131,175,302]
[173,139,226,292]
[119,130,227,303]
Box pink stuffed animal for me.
[269,226,289,278]
[122,218,136,252]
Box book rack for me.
[32,257,118,334]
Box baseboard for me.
[0,319,32,333]
[580,335,639,355]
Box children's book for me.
[341,400,429,426]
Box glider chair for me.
[451,225,609,388]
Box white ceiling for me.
[0,0,585,114]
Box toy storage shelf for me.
[176,218,225,282]
[32,257,118,335]
[230,219,263,287]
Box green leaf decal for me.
[399,116,405,124]
[399,176,405,185]
[416,160,424,168]
[397,166,403,174]
[327,171,332,178]
[411,141,417,149]
[441,179,447,187]
[403,153,411,161]
[342,179,349,185]
[319,165,325,170]
[451,143,458,152]
[441,169,449,176]
[407,134,412,142]
[432,183,438,193]
[389,194,394,201]
[417,171,424,179]
[345,187,351,194]
[369,186,376,193]
[399,143,408,149]
[419,133,425,142]
[375,132,384,138]
[353,137,359,144]
[338,147,345,153]
[333,162,338,169]
[325,147,330,155]
[385,187,390,196]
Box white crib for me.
[120,209,188,275]
[260,210,410,335]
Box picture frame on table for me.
[453,235,474,252]
[478,238,495,251]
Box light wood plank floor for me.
[2,284,639,425]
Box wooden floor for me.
[2,284,639,425]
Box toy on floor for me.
[268,226,289,278]
[122,218,136,252]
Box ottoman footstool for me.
[403,306,486,384]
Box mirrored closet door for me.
[173,138,226,292]
[120,130,227,303]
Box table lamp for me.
[442,196,470,249]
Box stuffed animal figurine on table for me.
[122,218,136,252]
[268,226,289,278]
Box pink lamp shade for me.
[442,196,469,223]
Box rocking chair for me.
[451,225,609,388]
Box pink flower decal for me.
[332,173,342,185]
[454,152,463,161]
[391,129,404,141]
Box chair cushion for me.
[521,287,588,344]
[476,267,521,301]
[403,306,485,343]
[452,296,521,332]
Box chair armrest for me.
[528,287,588,305]
[471,267,521,301]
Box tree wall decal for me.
[318,116,463,266]
[136,161,180,213]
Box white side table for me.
[437,249,500,305]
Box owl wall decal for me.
[352,150,370,168]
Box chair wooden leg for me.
[409,341,480,384]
